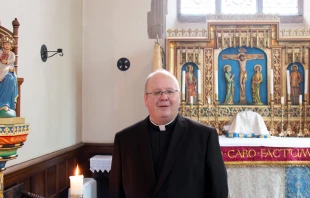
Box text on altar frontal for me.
[221,147,310,163]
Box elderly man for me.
[109,69,228,198]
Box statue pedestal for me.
[0,117,30,198]
[238,95,247,105]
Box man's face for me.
[144,73,180,125]
[239,55,245,61]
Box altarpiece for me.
[165,17,310,137]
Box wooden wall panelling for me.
[58,161,67,192]
[3,143,116,197]
[19,177,31,192]
[31,172,45,196]
[46,166,57,197]
[67,155,77,186]
[4,144,83,198]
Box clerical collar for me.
[149,115,178,131]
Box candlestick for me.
[189,100,193,118]
[215,71,218,99]
[190,96,193,104]
[153,41,162,71]
[270,93,275,136]
[207,97,211,104]
[182,70,185,100]
[197,96,201,122]
[286,70,290,94]
[281,96,284,104]
[297,103,304,137]
[207,101,211,126]
[299,95,302,104]
[286,94,292,136]
[270,69,274,94]
[303,94,309,136]
[197,70,201,94]
[214,94,220,134]
[180,100,186,116]
[305,70,308,94]
[69,165,84,197]
[279,103,287,137]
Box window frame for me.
[177,0,303,23]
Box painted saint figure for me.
[290,64,303,105]
[185,64,197,103]
[223,65,235,104]
[0,35,18,117]
[251,65,263,105]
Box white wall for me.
[82,0,154,143]
[2,0,83,166]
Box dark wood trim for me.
[4,144,84,197]
[3,143,114,197]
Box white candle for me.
[190,96,193,104]
[281,96,284,104]
[153,42,162,71]
[215,71,218,99]
[299,95,302,104]
[69,165,84,195]
[182,70,185,98]
[286,70,290,94]
[207,97,211,104]
[197,70,201,94]
[270,69,274,94]
[305,70,308,94]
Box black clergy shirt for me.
[148,116,178,181]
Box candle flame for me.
[75,165,79,176]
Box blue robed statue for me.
[0,35,18,117]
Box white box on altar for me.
[68,178,97,198]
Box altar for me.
[219,136,310,198]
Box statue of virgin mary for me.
[0,35,18,117]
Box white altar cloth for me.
[227,111,270,138]
[90,155,112,173]
[219,135,310,148]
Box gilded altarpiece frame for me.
[166,21,310,137]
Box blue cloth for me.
[0,72,18,110]
[286,166,310,198]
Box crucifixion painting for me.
[222,48,264,104]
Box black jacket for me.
[109,114,228,198]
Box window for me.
[178,0,303,23]
[221,0,257,14]
[263,0,298,15]
[180,0,215,15]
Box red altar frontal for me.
[219,136,310,166]
[219,136,310,197]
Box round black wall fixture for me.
[117,58,130,71]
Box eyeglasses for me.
[145,90,179,98]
